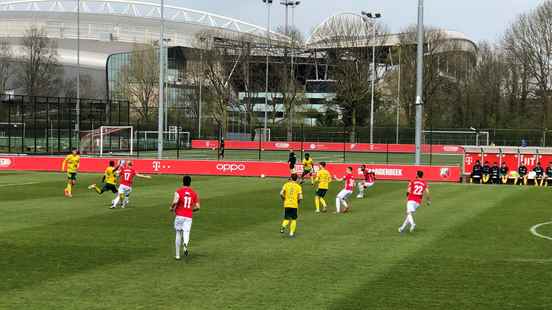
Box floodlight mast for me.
[158,0,165,159]
[414,0,424,165]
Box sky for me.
[173,0,545,43]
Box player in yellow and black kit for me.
[300,153,314,184]
[314,161,332,213]
[88,160,119,195]
[280,173,303,237]
[61,149,80,197]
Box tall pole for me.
[414,0,424,165]
[157,0,165,159]
[396,45,401,144]
[198,40,204,139]
[76,0,80,145]
[370,22,376,144]
[263,1,272,142]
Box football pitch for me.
[1,171,552,309]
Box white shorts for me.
[337,189,353,200]
[118,184,132,196]
[406,201,420,213]
[174,216,192,231]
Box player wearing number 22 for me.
[171,176,200,260]
[280,173,303,237]
[111,161,151,209]
[399,170,431,233]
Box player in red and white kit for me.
[111,161,151,209]
[334,166,355,213]
[357,165,375,198]
[170,175,200,260]
[399,170,431,233]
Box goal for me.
[423,130,490,146]
[254,128,271,142]
[80,126,134,156]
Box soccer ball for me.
[260,174,266,178]
[119,160,126,166]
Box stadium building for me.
[0,1,477,136]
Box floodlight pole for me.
[263,0,272,142]
[414,0,424,165]
[198,38,205,139]
[76,0,80,145]
[158,0,165,159]
[361,11,382,145]
[396,45,401,144]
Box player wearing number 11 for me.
[399,170,431,233]
[171,176,200,260]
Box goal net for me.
[135,130,191,151]
[423,130,490,146]
[80,126,134,156]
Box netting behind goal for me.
[80,126,134,156]
[423,130,490,146]
[135,131,191,151]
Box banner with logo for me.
[192,140,463,154]
[464,152,552,174]
[0,156,461,182]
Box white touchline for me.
[529,221,552,241]
[0,182,40,187]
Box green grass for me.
[135,149,463,166]
[1,171,551,309]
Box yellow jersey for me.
[316,169,332,190]
[63,154,80,173]
[281,181,303,209]
[302,158,314,171]
[104,166,117,185]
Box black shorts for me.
[302,169,312,177]
[284,208,298,220]
[67,173,77,181]
[289,163,296,170]
[316,189,328,198]
[102,183,118,194]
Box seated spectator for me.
[533,162,545,186]
[546,162,552,186]
[515,163,528,185]
[470,160,482,184]
[500,162,509,184]
[482,161,491,184]
[490,162,500,184]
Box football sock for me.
[342,200,348,209]
[175,231,182,257]
[315,197,320,211]
[112,194,121,207]
[94,185,102,194]
[282,219,290,228]
[400,218,409,231]
[335,198,341,213]
[183,229,190,245]
[66,182,72,195]
[320,198,327,208]
[407,214,415,226]
[290,220,297,235]
[122,197,129,207]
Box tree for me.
[309,14,387,142]
[0,40,13,94]
[116,43,159,123]
[17,26,62,97]
[63,73,98,99]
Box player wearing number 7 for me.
[111,161,151,209]
[398,170,431,233]
[170,176,200,260]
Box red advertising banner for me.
[0,156,461,182]
[192,140,463,154]
[463,152,552,174]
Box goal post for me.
[135,130,191,151]
[80,126,134,156]
[254,128,271,142]
[423,130,490,146]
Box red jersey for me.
[407,179,428,204]
[175,187,199,218]
[119,167,137,187]
[364,171,375,183]
[344,173,355,191]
